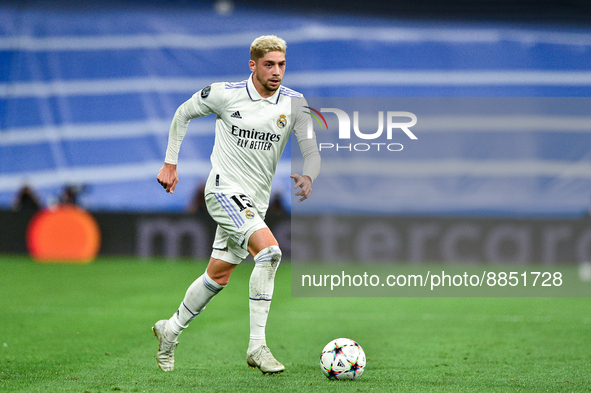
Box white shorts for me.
[205,191,267,264]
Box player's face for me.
[249,51,286,98]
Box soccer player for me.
[153,35,320,374]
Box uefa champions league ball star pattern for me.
[320,338,366,380]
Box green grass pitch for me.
[0,255,590,392]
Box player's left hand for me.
[290,174,312,202]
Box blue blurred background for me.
[1,0,591,215]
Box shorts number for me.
[230,194,254,212]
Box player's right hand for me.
[157,163,179,194]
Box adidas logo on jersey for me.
[230,111,242,119]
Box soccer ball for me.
[320,338,366,380]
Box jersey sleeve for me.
[164,83,225,165]
[291,96,314,143]
[291,96,321,183]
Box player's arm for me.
[157,102,192,194]
[291,98,321,202]
[157,84,221,194]
[290,139,320,202]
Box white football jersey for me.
[165,74,319,214]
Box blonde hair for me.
[250,35,286,61]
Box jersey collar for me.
[246,74,281,104]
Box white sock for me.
[248,246,281,352]
[166,271,224,342]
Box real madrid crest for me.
[276,114,287,128]
[245,209,255,219]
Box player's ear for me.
[249,59,256,73]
